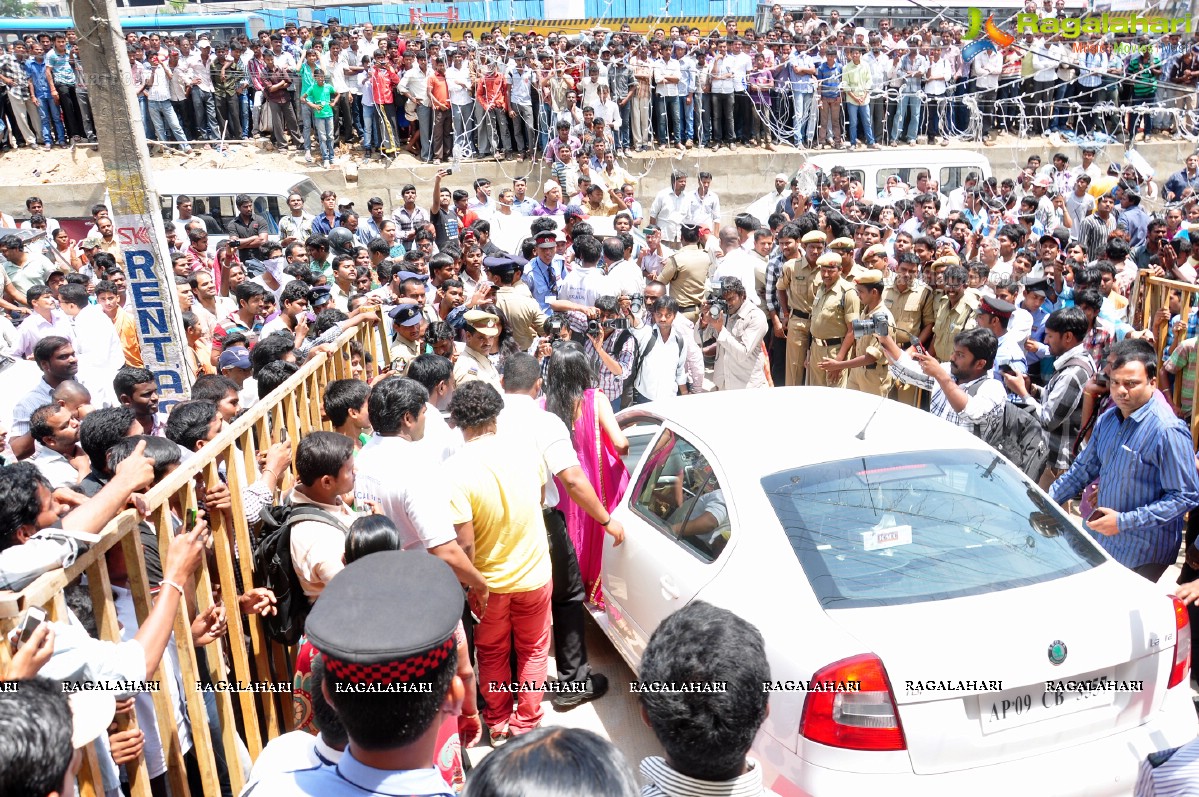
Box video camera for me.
[628,293,645,315]
[545,316,566,338]
[587,318,629,336]
[851,312,890,338]
[703,279,728,318]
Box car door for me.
[602,426,733,668]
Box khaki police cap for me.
[816,253,842,267]
[829,237,855,251]
[855,269,886,285]
[863,244,888,260]
[932,255,961,268]
[801,231,828,245]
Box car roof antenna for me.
[855,395,888,441]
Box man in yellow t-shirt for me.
[446,381,551,744]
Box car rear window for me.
[761,450,1105,608]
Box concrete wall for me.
[4,138,1192,223]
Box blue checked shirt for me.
[1050,397,1199,570]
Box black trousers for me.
[545,506,590,684]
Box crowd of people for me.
[2,0,1197,160]
[5,6,1199,795]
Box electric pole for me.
[70,0,191,409]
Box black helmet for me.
[327,227,355,257]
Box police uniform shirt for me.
[453,344,502,390]
[933,292,979,361]
[776,258,820,317]
[390,334,423,376]
[661,244,715,310]
[810,278,860,342]
[496,285,548,351]
[883,282,935,347]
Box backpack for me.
[621,328,685,407]
[253,503,349,645]
[963,379,1049,479]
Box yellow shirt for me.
[113,308,144,367]
[447,434,550,594]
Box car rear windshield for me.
[761,450,1105,608]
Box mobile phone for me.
[1087,509,1105,523]
[186,507,198,531]
[912,341,926,355]
[999,364,1017,376]
[443,168,453,176]
[15,606,46,649]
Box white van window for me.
[939,167,982,194]
[291,180,325,218]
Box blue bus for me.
[0,12,265,45]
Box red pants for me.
[475,580,552,733]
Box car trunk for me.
[827,565,1178,774]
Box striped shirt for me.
[640,755,779,797]
[889,355,1006,436]
[585,331,636,405]
[1025,344,1095,470]
[1050,396,1199,570]
[1136,737,1199,797]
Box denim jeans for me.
[300,103,314,153]
[313,115,334,161]
[138,95,155,141]
[361,104,377,151]
[191,86,219,140]
[147,98,190,152]
[618,100,631,149]
[238,92,251,138]
[682,93,695,142]
[511,103,535,154]
[791,89,816,146]
[846,101,874,145]
[451,102,474,157]
[417,102,433,161]
[655,94,681,144]
[892,93,921,141]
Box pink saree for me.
[549,389,629,607]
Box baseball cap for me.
[218,346,252,371]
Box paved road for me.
[464,617,664,779]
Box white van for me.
[150,170,325,242]
[746,150,993,220]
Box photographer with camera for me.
[818,270,892,396]
[699,276,768,391]
[881,324,1007,435]
[584,296,637,411]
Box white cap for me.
[774,172,788,181]
[543,179,561,194]
[197,37,211,48]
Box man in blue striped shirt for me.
[1050,341,1199,581]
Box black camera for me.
[546,317,566,337]
[707,298,728,318]
[587,319,602,336]
[628,293,645,314]
[850,313,889,338]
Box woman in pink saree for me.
[544,345,630,607]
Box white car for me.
[598,387,1196,797]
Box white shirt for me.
[649,188,699,242]
[606,258,645,299]
[653,58,681,97]
[632,324,688,400]
[691,189,721,228]
[713,249,762,305]
[446,64,473,105]
[354,435,458,551]
[29,443,80,489]
[557,264,612,319]
[244,731,342,794]
[497,392,580,507]
[188,51,216,92]
[416,402,462,462]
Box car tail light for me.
[799,653,907,751]
[1168,596,1191,689]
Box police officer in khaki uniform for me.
[659,223,713,321]
[820,270,893,397]
[932,261,979,362]
[807,252,861,388]
[490,256,546,351]
[830,237,867,282]
[387,304,426,376]
[453,309,503,389]
[776,230,825,386]
[882,250,936,406]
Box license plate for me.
[977,670,1116,735]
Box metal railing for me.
[0,314,389,797]
[1130,271,1199,446]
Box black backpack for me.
[253,503,348,645]
[964,379,1050,479]
[621,328,686,407]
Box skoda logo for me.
[1048,640,1068,666]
